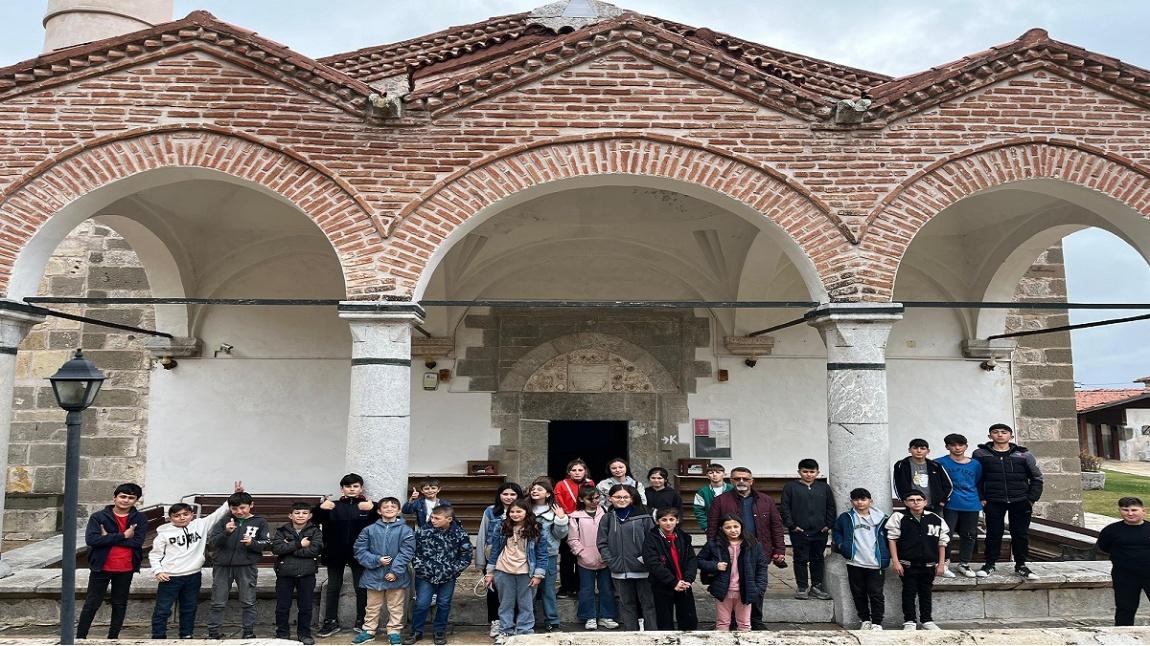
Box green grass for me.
[1082,469,1150,517]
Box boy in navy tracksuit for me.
[885,489,949,631]
[77,483,149,639]
[832,487,889,630]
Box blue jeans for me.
[576,566,616,621]
[494,571,535,635]
[151,572,201,638]
[537,555,559,625]
[411,578,456,635]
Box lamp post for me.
[48,349,105,645]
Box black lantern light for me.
[48,349,105,644]
[48,349,105,411]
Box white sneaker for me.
[903,621,918,631]
[489,620,501,637]
[493,634,507,645]
[598,618,619,630]
[584,619,597,630]
[957,564,976,578]
[941,567,957,578]
[922,621,942,630]
[871,624,884,631]
[860,621,872,630]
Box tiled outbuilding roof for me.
[1076,388,1149,413]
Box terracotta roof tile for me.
[0,10,374,115]
[1076,388,1148,412]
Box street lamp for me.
[48,349,105,645]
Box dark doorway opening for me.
[548,420,629,485]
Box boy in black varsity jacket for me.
[885,490,949,631]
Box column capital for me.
[805,302,904,328]
[0,300,46,350]
[337,300,424,324]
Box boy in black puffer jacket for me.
[313,473,377,636]
[641,508,698,630]
[972,423,1043,580]
[272,502,325,644]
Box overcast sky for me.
[1,0,1148,387]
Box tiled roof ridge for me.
[643,16,892,98]
[867,27,1150,122]
[406,11,835,120]
[0,10,374,113]
[318,12,532,81]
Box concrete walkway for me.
[1100,459,1150,477]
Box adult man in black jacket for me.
[972,423,1043,580]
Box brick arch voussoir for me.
[856,139,1150,301]
[390,135,846,296]
[0,127,389,299]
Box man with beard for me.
[707,467,787,629]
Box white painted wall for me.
[409,365,498,474]
[683,321,1015,478]
[145,359,350,503]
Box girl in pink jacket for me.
[566,485,619,630]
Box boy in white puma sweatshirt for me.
[148,481,242,639]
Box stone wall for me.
[5,221,153,539]
[1009,243,1083,525]
[458,308,709,484]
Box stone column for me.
[807,302,902,626]
[338,303,423,501]
[0,302,46,577]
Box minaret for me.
[43,0,173,52]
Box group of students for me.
[71,422,1150,641]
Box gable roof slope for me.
[319,6,889,103]
[868,27,1150,122]
[0,10,374,115]
[403,11,837,121]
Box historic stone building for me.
[5,0,1149,542]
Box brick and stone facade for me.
[6,221,152,538]
[2,2,1145,534]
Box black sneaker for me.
[1015,565,1039,580]
[300,637,316,646]
[317,622,341,638]
[545,624,561,632]
[401,633,423,645]
[241,632,256,639]
[977,564,995,578]
[206,633,223,641]
[432,634,447,646]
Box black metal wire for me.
[0,300,173,339]
[988,311,1150,340]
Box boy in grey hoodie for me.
[206,491,271,639]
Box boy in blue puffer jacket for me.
[404,506,473,645]
[832,488,890,631]
[353,497,415,646]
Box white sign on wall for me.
[693,418,732,459]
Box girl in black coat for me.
[641,508,699,630]
[697,514,770,631]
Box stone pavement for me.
[2,624,1150,645]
